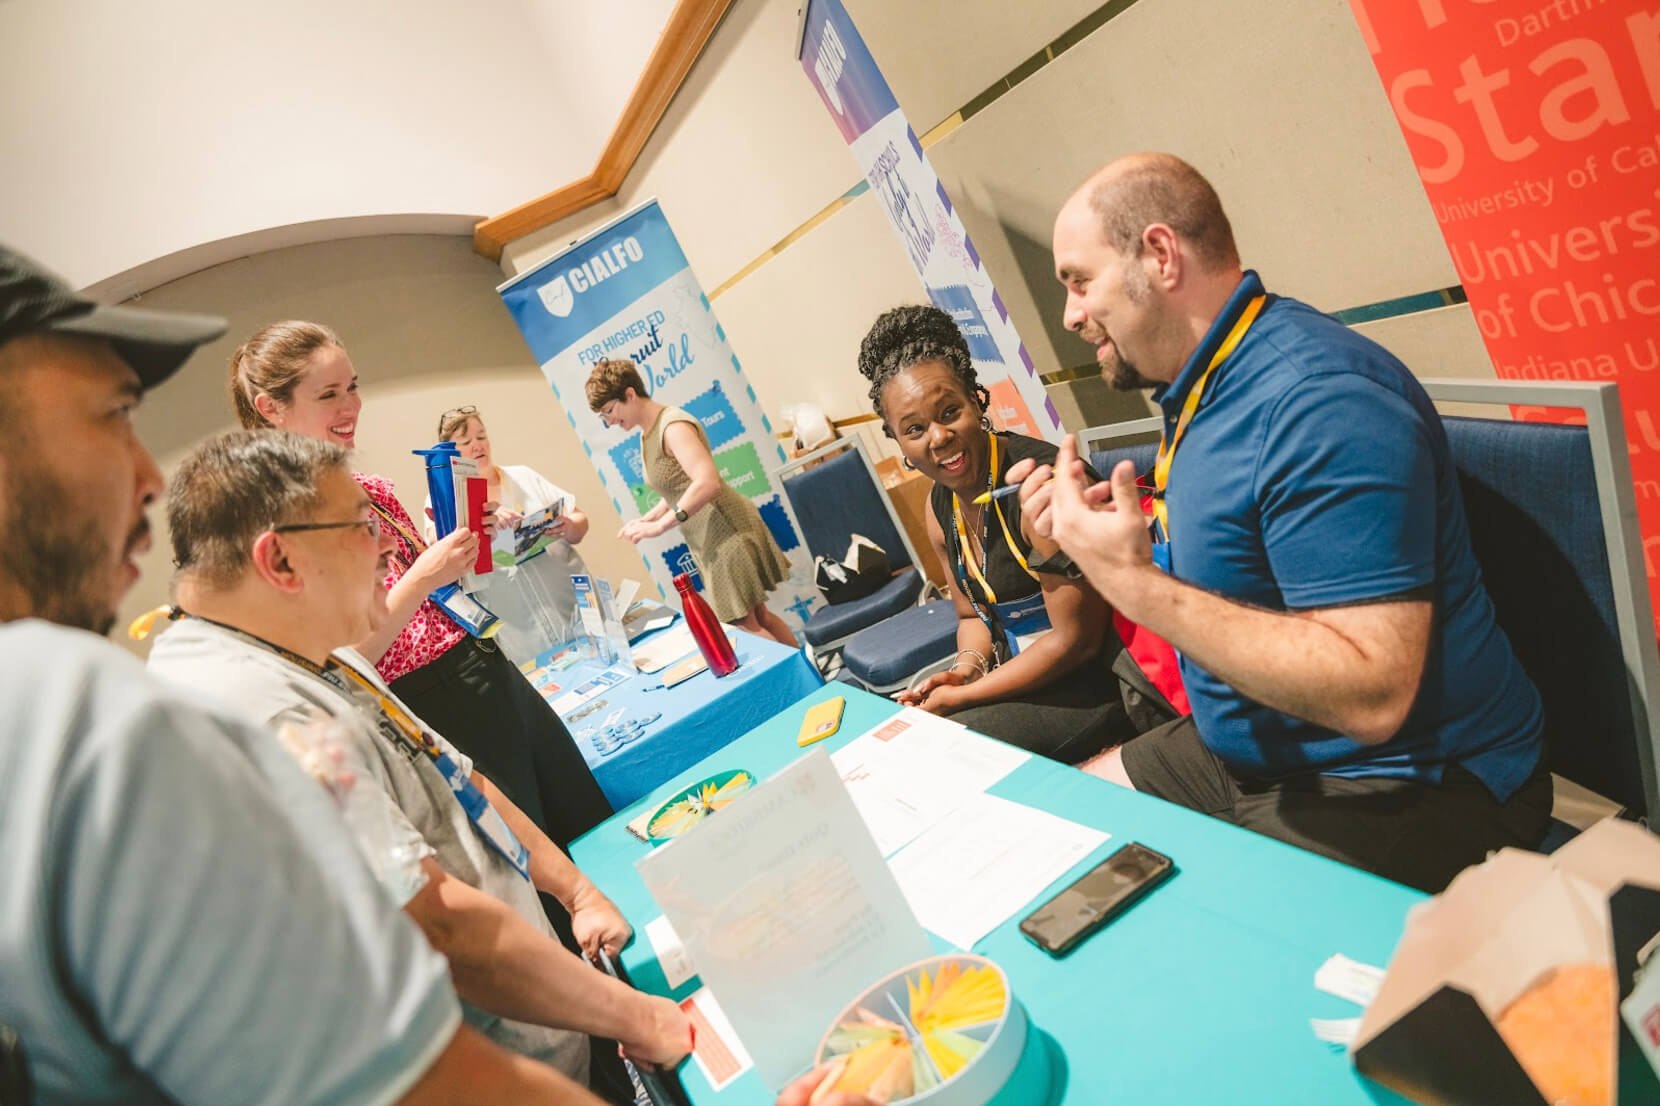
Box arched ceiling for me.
[0,0,681,294]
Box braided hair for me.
[857,305,989,434]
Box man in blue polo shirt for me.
[1014,153,1549,892]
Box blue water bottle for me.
[414,441,461,538]
[412,441,500,639]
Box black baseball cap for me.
[0,245,226,389]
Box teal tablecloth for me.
[573,685,1423,1105]
[530,625,823,810]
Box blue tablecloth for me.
[572,684,1422,1105]
[528,625,823,810]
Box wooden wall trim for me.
[473,0,737,263]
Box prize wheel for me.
[645,769,754,841]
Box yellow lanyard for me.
[1152,294,1267,538]
[163,608,442,760]
[370,502,428,566]
[329,662,444,759]
[952,435,1038,605]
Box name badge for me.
[439,751,531,880]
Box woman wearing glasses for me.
[426,404,593,662]
[584,359,796,647]
[227,322,612,852]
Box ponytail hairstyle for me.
[227,321,344,429]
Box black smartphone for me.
[591,948,692,1106]
[1018,842,1174,956]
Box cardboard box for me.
[873,458,949,590]
[1353,818,1660,1105]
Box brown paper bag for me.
[1352,819,1660,1106]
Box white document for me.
[645,914,696,990]
[830,707,1031,858]
[549,668,626,714]
[878,707,1030,793]
[1314,953,1385,1008]
[887,792,1109,951]
[636,750,931,1090]
[831,735,942,857]
[631,625,698,674]
[612,578,642,620]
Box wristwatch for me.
[673,504,690,523]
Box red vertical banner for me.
[1349,0,1660,620]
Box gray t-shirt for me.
[148,617,590,1084]
[0,620,459,1106]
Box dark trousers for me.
[949,674,1135,765]
[1119,714,1552,893]
[391,638,635,1105]
[947,633,1179,766]
[390,636,612,847]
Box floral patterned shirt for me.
[355,473,465,683]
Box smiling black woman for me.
[856,304,1178,763]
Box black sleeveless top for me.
[928,432,1088,611]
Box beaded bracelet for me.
[950,648,989,680]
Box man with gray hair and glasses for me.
[147,429,692,1099]
[0,243,617,1105]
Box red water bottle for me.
[674,573,739,677]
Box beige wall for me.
[121,234,642,656]
[504,0,1497,441]
[0,0,674,291]
[109,0,1507,658]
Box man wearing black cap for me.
[0,246,608,1105]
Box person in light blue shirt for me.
[0,244,609,1105]
[1015,154,1549,892]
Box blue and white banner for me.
[800,0,1062,441]
[498,201,819,629]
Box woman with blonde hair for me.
[585,359,795,646]
[226,322,612,850]
[427,404,591,662]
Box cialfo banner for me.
[497,200,819,629]
[799,0,1063,442]
[1349,1,1660,605]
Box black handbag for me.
[814,534,892,604]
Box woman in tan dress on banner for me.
[584,359,795,646]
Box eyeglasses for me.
[272,515,381,539]
[437,405,478,437]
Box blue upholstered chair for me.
[1081,414,1162,498]
[774,438,952,687]
[1082,379,1660,846]
[1424,379,1660,839]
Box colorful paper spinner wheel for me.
[645,769,754,840]
[816,954,1040,1105]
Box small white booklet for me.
[636,750,931,1090]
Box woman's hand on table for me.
[570,886,632,959]
[898,669,969,714]
[776,1063,885,1106]
[412,527,479,589]
[619,993,694,1068]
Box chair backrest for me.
[1082,383,1660,820]
[1080,415,1161,481]
[1424,379,1660,821]
[773,438,921,574]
